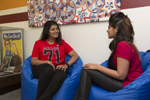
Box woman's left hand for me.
[56,65,68,71]
[83,63,99,70]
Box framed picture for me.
[27,0,121,27]
[1,29,24,72]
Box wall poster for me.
[1,30,23,72]
[28,0,121,27]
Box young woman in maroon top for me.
[74,12,143,100]
[31,21,79,100]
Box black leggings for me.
[74,68,123,100]
[32,64,67,100]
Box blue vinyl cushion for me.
[88,51,150,100]
[21,55,83,100]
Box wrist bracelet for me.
[66,63,70,67]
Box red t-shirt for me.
[114,41,143,87]
[31,40,73,66]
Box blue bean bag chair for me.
[88,51,150,100]
[21,55,83,100]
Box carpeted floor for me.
[0,88,21,100]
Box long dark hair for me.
[40,21,62,45]
[108,12,141,70]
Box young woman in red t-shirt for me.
[31,21,79,100]
[74,12,143,100]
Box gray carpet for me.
[0,89,21,100]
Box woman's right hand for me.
[46,61,55,71]
[31,57,55,71]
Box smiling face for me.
[107,25,118,39]
[49,25,59,39]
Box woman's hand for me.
[46,61,55,71]
[11,42,16,48]
[56,64,68,71]
[83,63,99,70]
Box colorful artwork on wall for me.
[27,0,121,27]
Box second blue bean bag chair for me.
[88,51,150,100]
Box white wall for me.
[0,6,150,65]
